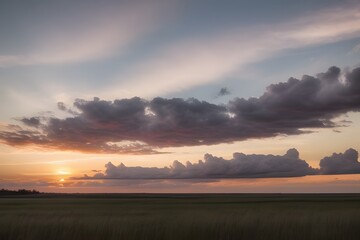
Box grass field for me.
[1,194,360,240]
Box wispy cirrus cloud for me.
[0,1,176,67]
[0,66,359,154]
[111,4,360,98]
[350,42,360,54]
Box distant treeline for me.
[0,189,41,195]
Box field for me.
[1,194,360,240]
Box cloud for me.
[0,66,359,154]
[350,43,360,54]
[0,1,175,67]
[320,148,360,174]
[82,148,316,179]
[57,102,79,115]
[216,88,231,97]
[110,4,360,98]
[20,117,41,128]
[82,148,360,180]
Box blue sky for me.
[1,0,360,115]
[0,0,360,192]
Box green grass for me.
[1,194,360,240]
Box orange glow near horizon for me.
[17,174,360,194]
[56,170,71,175]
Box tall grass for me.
[0,194,360,240]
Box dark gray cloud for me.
[0,66,359,154]
[57,102,67,111]
[82,149,318,179]
[20,117,41,128]
[217,87,231,97]
[57,102,79,115]
[320,148,360,174]
[81,148,359,179]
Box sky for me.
[1,0,360,193]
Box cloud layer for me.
[0,66,359,154]
[83,148,360,179]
